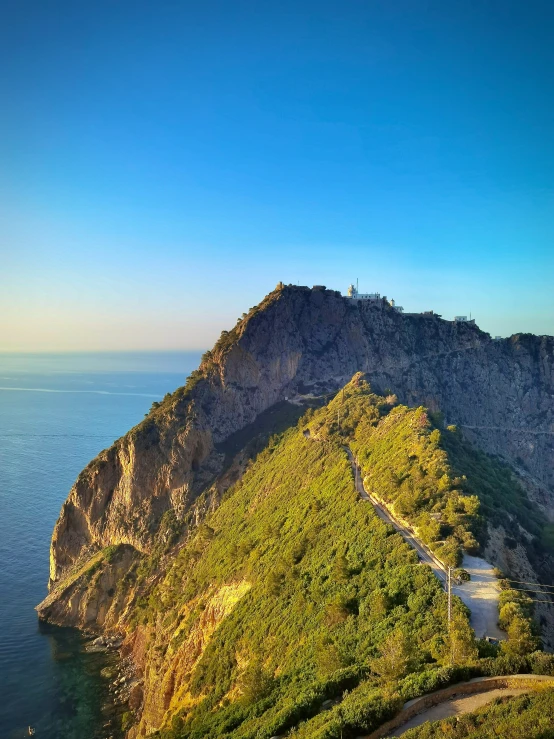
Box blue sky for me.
[1,0,553,350]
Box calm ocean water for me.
[0,352,201,739]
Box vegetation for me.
[303,375,548,655]
[441,425,554,565]
[119,374,551,738]
[305,375,482,567]
[133,378,472,739]
[402,688,554,738]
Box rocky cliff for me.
[45,284,554,590]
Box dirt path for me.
[344,448,504,640]
[387,688,528,736]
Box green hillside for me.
[120,374,552,739]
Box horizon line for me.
[0,348,208,354]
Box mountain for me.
[46,284,554,588]
[38,284,554,738]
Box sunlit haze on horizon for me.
[2,0,553,351]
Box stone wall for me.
[366,674,554,738]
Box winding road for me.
[344,448,504,640]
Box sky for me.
[1,0,553,351]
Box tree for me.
[197,523,215,543]
[446,615,478,664]
[267,568,286,596]
[371,630,414,681]
[333,552,351,583]
[324,597,350,627]
[429,429,441,447]
[239,658,274,704]
[316,636,344,676]
[502,616,540,656]
[499,601,521,631]
[368,589,390,619]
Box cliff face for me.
[46,284,554,588]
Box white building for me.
[345,284,403,312]
[346,284,381,301]
[389,298,404,313]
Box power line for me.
[452,583,554,605]
[501,587,554,597]
[468,573,554,590]
[449,574,554,604]
[454,578,554,598]
[496,577,554,589]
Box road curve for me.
[388,688,529,736]
[360,675,554,739]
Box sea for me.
[0,351,202,739]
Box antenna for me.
[356,277,359,293]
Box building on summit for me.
[345,284,403,312]
[346,284,381,301]
[344,283,478,324]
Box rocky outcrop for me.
[38,544,140,630]
[45,284,554,590]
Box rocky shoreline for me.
[84,633,142,739]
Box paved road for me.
[344,447,504,640]
[344,447,447,586]
[388,688,529,736]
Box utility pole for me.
[447,566,452,625]
[447,566,453,663]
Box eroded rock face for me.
[38,544,140,630]
[47,285,554,588]
[131,581,252,737]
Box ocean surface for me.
[0,352,202,739]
